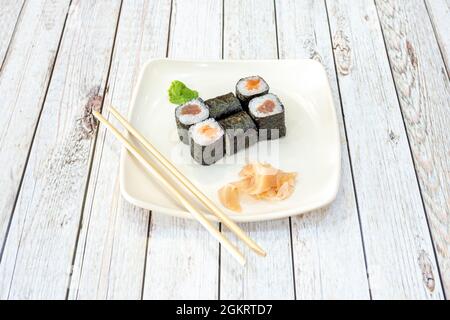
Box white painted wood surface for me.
[0,0,122,299]
[276,0,370,299]
[220,0,294,300]
[0,0,448,300]
[0,1,69,264]
[0,0,24,67]
[375,0,450,298]
[425,0,450,74]
[0,0,71,257]
[326,0,444,299]
[142,0,223,300]
[68,0,172,300]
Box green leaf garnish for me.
[168,80,199,105]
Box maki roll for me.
[248,93,286,140]
[236,76,269,109]
[175,98,209,144]
[204,92,243,120]
[189,119,225,165]
[219,111,258,156]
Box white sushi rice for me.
[176,99,209,125]
[189,118,224,146]
[236,76,269,97]
[248,93,283,118]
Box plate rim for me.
[119,58,341,222]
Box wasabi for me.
[168,80,199,105]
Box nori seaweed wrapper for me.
[175,98,208,145]
[219,111,258,155]
[235,77,269,110]
[190,135,225,166]
[204,92,243,120]
[249,98,286,141]
[175,119,190,145]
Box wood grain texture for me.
[141,0,222,300]
[220,0,294,300]
[224,0,277,59]
[68,0,172,300]
[0,0,24,68]
[326,0,444,299]
[0,0,121,299]
[425,0,450,75]
[0,0,71,257]
[375,0,450,297]
[275,0,370,299]
[0,0,448,300]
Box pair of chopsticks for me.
[92,107,266,265]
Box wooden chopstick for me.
[108,106,267,257]
[92,110,246,265]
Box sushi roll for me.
[204,92,243,120]
[248,93,286,140]
[219,111,258,156]
[189,119,225,165]
[235,76,269,109]
[175,98,209,144]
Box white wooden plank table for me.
[0,0,448,300]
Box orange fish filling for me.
[245,78,261,90]
[199,124,218,138]
[218,163,297,212]
[257,99,276,113]
[180,104,201,115]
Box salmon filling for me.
[218,163,297,212]
[245,78,261,90]
[180,104,201,115]
[257,99,276,113]
[199,124,219,138]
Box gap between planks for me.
[374,0,450,297]
[0,0,73,264]
[68,0,172,300]
[0,0,26,74]
[65,0,125,300]
[0,0,123,299]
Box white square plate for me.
[120,59,341,222]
